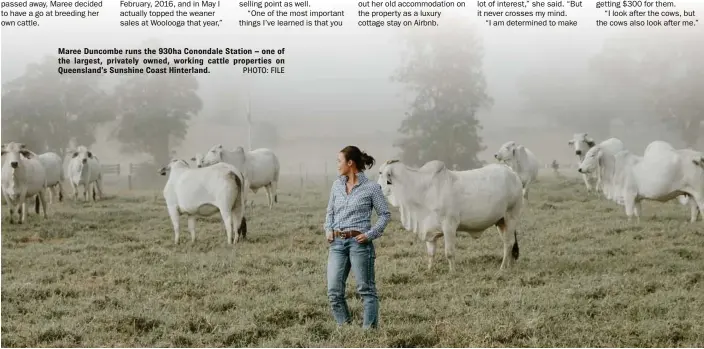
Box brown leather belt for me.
[334,230,363,239]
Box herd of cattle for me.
[376,133,704,272]
[2,133,703,272]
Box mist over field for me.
[2,2,702,179]
[2,2,704,347]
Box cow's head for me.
[2,142,32,169]
[201,144,225,167]
[577,146,601,174]
[72,145,93,164]
[494,141,517,162]
[158,159,189,176]
[377,160,399,197]
[190,153,205,168]
[568,133,595,157]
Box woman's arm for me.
[364,183,391,241]
[324,183,336,239]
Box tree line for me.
[518,28,703,148]
[393,24,702,170]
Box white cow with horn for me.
[159,158,247,244]
[377,160,524,272]
[1,142,49,224]
[199,145,280,210]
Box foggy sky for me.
[1,0,702,171]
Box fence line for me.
[99,162,151,190]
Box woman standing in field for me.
[323,145,391,330]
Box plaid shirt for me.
[324,171,391,241]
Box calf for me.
[159,159,247,245]
[1,143,49,224]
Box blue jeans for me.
[326,237,379,329]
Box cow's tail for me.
[35,195,40,214]
[229,170,247,239]
[512,229,519,260]
[273,155,280,203]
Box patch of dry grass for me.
[2,176,704,347]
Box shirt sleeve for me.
[365,183,391,241]
[323,183,335,234]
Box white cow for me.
[609,141,704,222]
[568,133,598,192]
[578,142,699,220]
[36,152,65,204]
[494,141,540,200]
[159,159,247,245]
[200,145,280,210]
[575,137,625,199]
[378,160,524,272]
[1,142,49,224]
[67,145,104,202]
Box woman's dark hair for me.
[340,145,375,171]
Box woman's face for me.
[337,152,352,175]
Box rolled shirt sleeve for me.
[364,183,391,241]
[324,183,336,235]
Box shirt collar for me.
[339,171,367,185]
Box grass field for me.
[2,173,704,347]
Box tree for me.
[1,55,114,154]
[392,19,492,170]
[594,28,704,148]
[111,41,203,165]
[517,70,614,138]
[522,28,704,147]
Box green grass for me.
[2,175,704,347]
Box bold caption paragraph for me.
[55,47,287,75]
[477,0,698,27]
[1,0,698,27]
